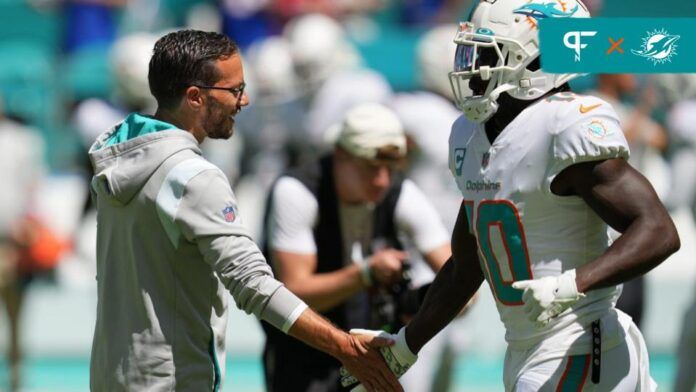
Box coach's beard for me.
[205,113,236,140]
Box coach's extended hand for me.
[336,331,405,392]
[340,327,417,391]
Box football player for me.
[341,0,680,390]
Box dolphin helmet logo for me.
[632,29,680,65]
[513,2,579,21]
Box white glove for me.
[339,327,417,391]
[511,269,585,327]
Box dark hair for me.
[148,30,239,108]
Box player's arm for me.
[405,200,485,353]
[551,157,680,292]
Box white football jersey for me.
[449,92,630,350]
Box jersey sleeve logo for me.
[454,148,467,176]
[586,119,614,139]
[222,206,237,222]
[579,103,602,113]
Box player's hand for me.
[368,249,408,285]
[340,327,417,391]
[512,269,585,327]
[335,331,404,392]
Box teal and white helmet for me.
[449,0,591,122]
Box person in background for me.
[261,103,451,391]
[235,35,305,178]
[231,35,307,239]
[0,105,47,392]
[87,29,401,391]
[283,13,393,151]
[72,32,160,164]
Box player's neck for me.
[484,94,534,144]
[484,88,569,144]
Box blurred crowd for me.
[0,0,695,391]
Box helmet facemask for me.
[448,22,538,123]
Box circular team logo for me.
[587,119,611,139]
[631,28,680,65]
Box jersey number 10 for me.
[464,200,533,305]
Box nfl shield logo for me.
[482,152,490,168]
[222,206,236,222]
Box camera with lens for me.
[369,259,431,333]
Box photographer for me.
[260,103,451,391]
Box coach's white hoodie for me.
[88,113,306,391]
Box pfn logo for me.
[563,31,597,61]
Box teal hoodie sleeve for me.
[174,167,307,333]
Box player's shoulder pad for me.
[551,94,621,136]
[548,93,629,166]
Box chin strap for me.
[462,82,517,123]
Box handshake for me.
[339,327,418,391]
[339,269,585,390]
